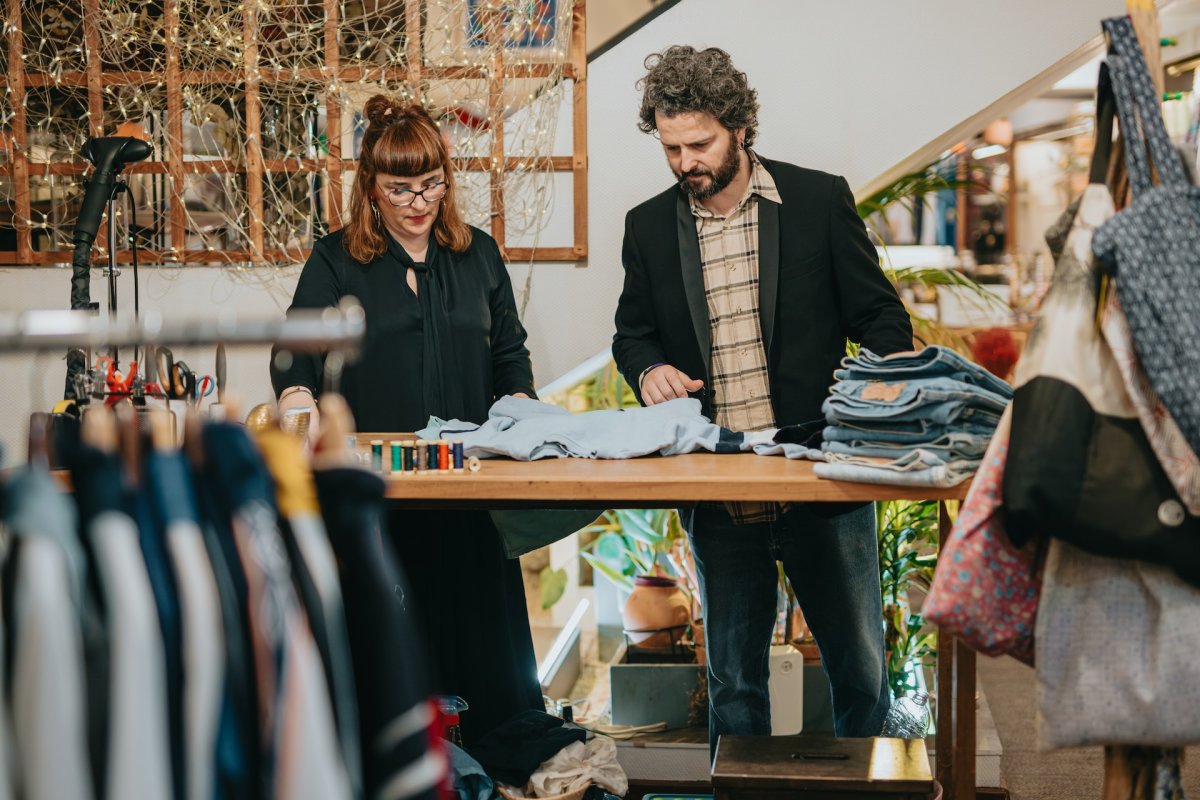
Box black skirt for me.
[386,508,543,745]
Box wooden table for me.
[361,441,976,799]
[712,734,933,799]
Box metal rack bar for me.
[0,300,365,354]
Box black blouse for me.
[270,226,535,433]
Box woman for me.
[271,95,542,744]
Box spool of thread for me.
[390,440,402,473]
[467,456,482,473]
[452,441,465,472]
[370,440,383,472]
[403,440,416,473]
[427,441,440,473]
[437,440,450,471]
[415,440,429,471]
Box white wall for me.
[517,0,1125,387]
[0,0,1128,459]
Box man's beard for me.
[675,134,742,200]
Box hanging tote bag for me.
[1000,58,1200,587]
[1091,16,1200,458]
[1036,539,1200,748]
[924,407,1044,665]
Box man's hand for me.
[640,364,703,406]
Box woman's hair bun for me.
[363,95,440,130]
[363,94,406,127]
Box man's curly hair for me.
[637,46,759,147]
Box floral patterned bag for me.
[924,406,1044,665]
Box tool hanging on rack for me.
[65,135,153,400]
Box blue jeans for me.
[682,502,890,759]
[823,433,990,462]
[835,346,1013,400]
[822,419,998,445]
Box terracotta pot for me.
[622,575,690,649]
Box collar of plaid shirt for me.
[687,149,782,220]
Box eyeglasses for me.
[378,181,448,208]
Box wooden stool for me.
[712,735,934,799]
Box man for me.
[612,46,914,753]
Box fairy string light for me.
[4,0,578,292]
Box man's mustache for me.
[677,169,712,184]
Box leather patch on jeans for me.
[862,382,905,402]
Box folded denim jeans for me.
[821,420,999,445]
[824,393,1005,428]
[814,456,978,488]
[835,347,1013,400]
[823,432,990,463]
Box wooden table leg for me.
[936,500,976,800]
[936,624,955,796]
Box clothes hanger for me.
[113,400,141,485]
[81,404,119,455]
[312,394,359,470]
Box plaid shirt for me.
[689,150,782,524]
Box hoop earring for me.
[371,202,382,227]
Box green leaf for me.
[539,566,568,610]
[581,552,634,591]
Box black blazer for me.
[612,156,913,427]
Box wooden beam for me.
[0,245,585,265]
[570,0,588,260]
[486,11,506,247]
[0,155,575,178]
[244,0,265,262]
[6,0,32,264]
[20,62,575,89]
[165,0,186,258]
[406,0,422,93]
[83,0,104,136]
[324,0,344,230]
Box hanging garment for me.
[313,465,443,800]
[127,476,186,800]
[72,445,173,800]
[1036,539,1200,747]
[2,467,95,800]
[256,428,363,799]
[202,422,351,800]
[192,463,260,800]
[145,450,227,800]
[0,579,11,800]
[923,407,1044,665]
[1091,16,1200,458]
[1001,67,1200,586]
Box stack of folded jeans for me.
[813,346,1012,487]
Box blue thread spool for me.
[370,440,383,472]
[452,441,465,472]
[427,441,440,473]
[403,440,416,472]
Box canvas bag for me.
[1036,538,1200,748]
[923,406,1043,665]
[1000,61,1200,587]
[1091,16,1200,459]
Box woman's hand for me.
[278,386,321,448]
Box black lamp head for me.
[73,136,153,246]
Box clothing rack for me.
[0,298,365,354]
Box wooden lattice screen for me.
[0,0,587,266]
